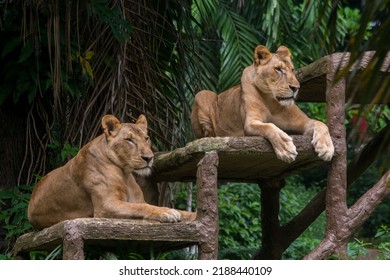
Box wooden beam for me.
[196,151,219,260]
[153,136,326,182]
[296,51,390,103]
[13,218,200,259]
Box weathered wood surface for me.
[296,51,390,103]
[196,151,219,260]
[13,218,199,258]
[153,136,328,182]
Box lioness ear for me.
[102,115,121,137]
[254,45,272,66]
[135,114,148,132]
[276,46,291,58]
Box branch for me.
[347,123,390,186]
[280,124,389,253]
[304,169,390,260]
[346,169,390,233]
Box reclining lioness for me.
[191,45,334,163]
[28,115,195,229]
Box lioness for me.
[28,115,195,229]
[191,45,334,163]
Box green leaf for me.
[85,50,94,60]
[27,84,37,104]
[2,36,21,58]
[84,60,94,79]
[18,40,34,63]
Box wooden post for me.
[253,179,284,259]
[196,151,219,260]
[62,221,85,260]
[325,64,348,258]
[304,57,348,259]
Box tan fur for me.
[28,115,195,229]
[191,45,334,163]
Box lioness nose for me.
[142,156,154,164]
[289,85,299,93]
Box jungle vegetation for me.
[0,0,389,259]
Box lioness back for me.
[191,86,244,137]
[28,137,104,229]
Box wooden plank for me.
[13,221,66,255]
[71,218,200,242]
[296,51,390,103]
[153,136,326,182]
[13,218,200,258]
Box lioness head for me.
[101,114,154,176]
[252,45,300,106]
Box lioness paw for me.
[158,208,181,223]
[312,137,334,161]
[275,145,298,163]
[272,131,298,163]
[180,211,197,221]
[312,124,334,161]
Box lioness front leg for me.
[144,205,182,223]
[176,210,197,221]
[95,201,182,223]
[245,120,298,163]
[305,120,334,161]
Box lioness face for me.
[102,115,154,176]
[253,45,300,106]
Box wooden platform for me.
[13,136,326,259]
[13,218,199,259]
[153,135,327,182]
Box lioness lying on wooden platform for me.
[28,115,195,229]
[191,45,334,163]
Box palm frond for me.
[216,4,260,91]
[335,0,390,105]
[192,0,261,92]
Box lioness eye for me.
[275,67,283,73]
[126,138,134,145]
[145,136,150,143]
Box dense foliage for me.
[0,0,389,259]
